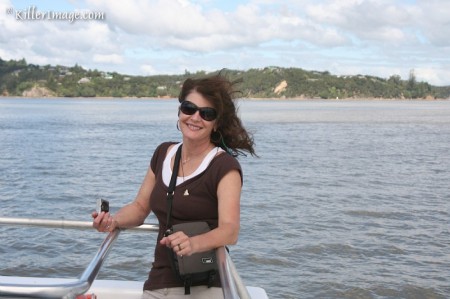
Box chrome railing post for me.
[216,247,251,299]
[0,228,120,299]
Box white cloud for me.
[416,67,450,86]
[87,0,223,37]
[415,1,450,47]
[140,64,157,75]
[93,54,124,64]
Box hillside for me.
[1,58,449,99]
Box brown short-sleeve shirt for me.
[143,142,242,291]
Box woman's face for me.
[179,90,216,143]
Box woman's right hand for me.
[92,211,117,232]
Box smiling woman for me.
[90,73,258,298]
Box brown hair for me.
[178,73,256,157]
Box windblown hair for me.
[178,73,257,157]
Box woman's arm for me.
[92,165,156,231]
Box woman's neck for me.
[181,141,214,164]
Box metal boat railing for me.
[0,217,251,299]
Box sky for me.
[1,0,449,86]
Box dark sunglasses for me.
[179,101,217,121]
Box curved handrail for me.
[0,229,120,299]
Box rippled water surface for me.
[1,98,449,299]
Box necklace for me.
[179,145,214,195]
[181,145,212,166]
[179,145,213,179]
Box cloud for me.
[86,0,350,51]
[87,0,227,37]
[140,64,157,75]
[93,53,124,64]
[1,0,122,67]
[415,0,450,47]
[305,0,416,45]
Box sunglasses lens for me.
[180,101,197,115]
[200,108,217,121]
[180,101,217,121]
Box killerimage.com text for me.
[6,5,106,23]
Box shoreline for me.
[0,95,448,101]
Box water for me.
[1,98,449,298]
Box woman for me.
[92,73,256,298]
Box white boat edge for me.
[0,276,269,299]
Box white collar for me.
[163,143,224,186]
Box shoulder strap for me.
[165,144,182,231]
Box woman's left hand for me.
[160,231,192,257]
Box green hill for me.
[1,58,449,99]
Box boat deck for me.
[0,276,268,299]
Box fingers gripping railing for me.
[0,217,251,299]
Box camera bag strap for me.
[165,144,182,231]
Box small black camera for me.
[97,198,109,213]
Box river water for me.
[0,98,449,298]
